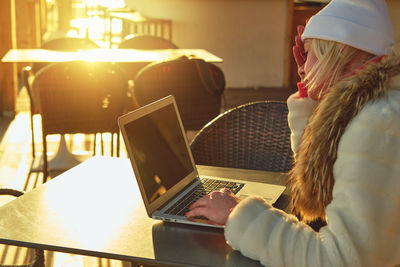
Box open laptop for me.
[118,95,285,228]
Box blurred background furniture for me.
[117,35,179,111]
[287,2,325,89]
[22,37,100,161]
[109,11,172,47]
[117,35,179,78]
[118,35,178,49]
[3,48,221,64]
[190,101,292,173]
[28,37,100,72]
[133,56,225,131]
[31,61,128,182]
[0,188,45,267]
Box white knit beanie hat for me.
[301,0,394,55]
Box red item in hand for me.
[297,82,308,98]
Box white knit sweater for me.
[224,87,400,266]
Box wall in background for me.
[127,0,400,89]
[388,0,400,52]
[126,0,289,89]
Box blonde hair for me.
[305,39,374,99]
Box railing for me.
[108,9,172,46]
[41,3,173,48]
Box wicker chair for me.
[133,56,225,130]
[117,35,179,111]
[22,38,100,158]
[190,101,293,173]
[0,189,45,267]
[32,61,129,181]
[29,37,100,73]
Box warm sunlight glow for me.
[70,17,106,40]
[42,159,142,250]
[68,0,126,47]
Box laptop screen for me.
[124,103,194,204]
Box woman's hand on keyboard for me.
[186,188,240,225]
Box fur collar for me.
[288,53,400,223]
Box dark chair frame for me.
[117,35,180,112]
[190,101,293,173]
[21,37,100,159]
[0,188,45,267]
[133,56,225,131]
[32,61,129,181]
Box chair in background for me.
[22,37,100,159]
[0,188,45,267]
[133,56,225,131]
[29,37,100,73]
[117,35,178,77]
[118,35,178,50]
[32,61,128,182]
[117,35,179,111]
[190,101,293,173]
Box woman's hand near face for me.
[186,188,241,225]
[293,25,306,80]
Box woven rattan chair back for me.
[118,35,180,111]
[32,61,128,180]
[133,56,225,130]
[190,101,293,172]
[22,38,100,159]
[0,188,45,267]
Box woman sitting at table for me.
[186,0,400,266]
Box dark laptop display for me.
[124,104,194,204]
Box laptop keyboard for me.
[165,178,244,217]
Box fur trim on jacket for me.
[288,54,400,222]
